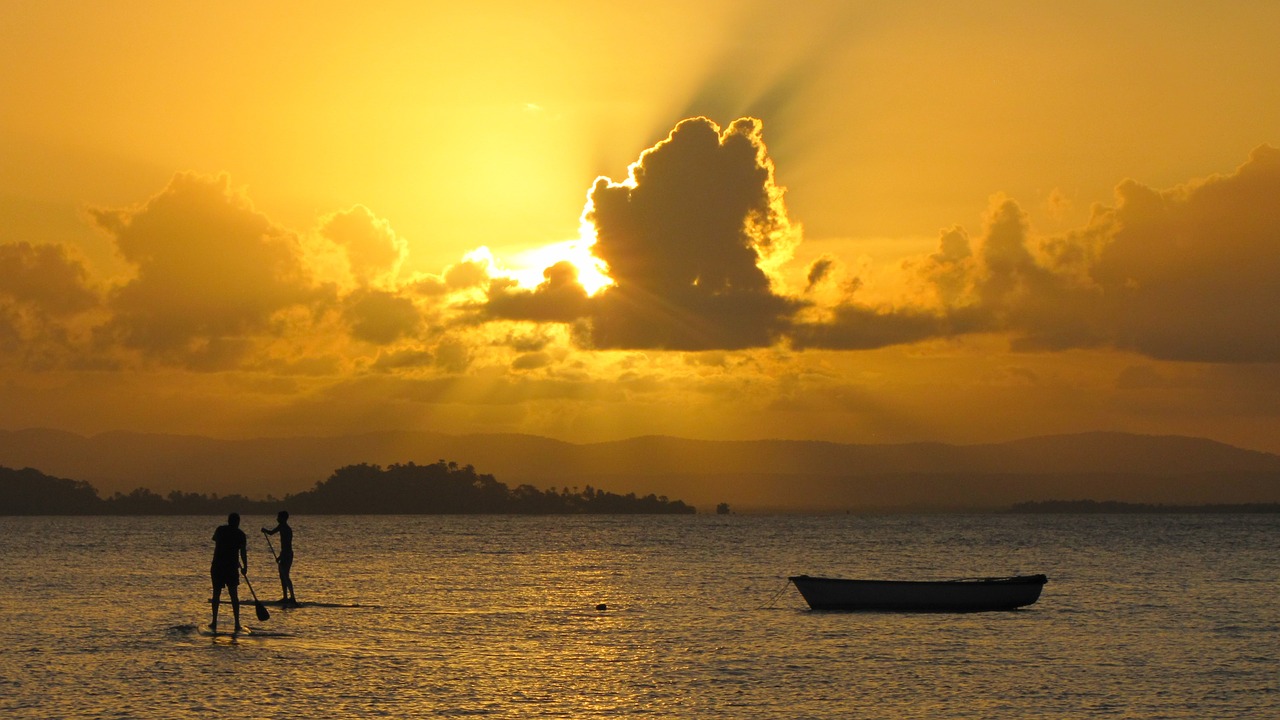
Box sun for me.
[503,227,614,296]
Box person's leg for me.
[229,584,241,631]
[281,555,295,602]
[210,571,221,630]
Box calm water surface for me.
[1,514,1276,718]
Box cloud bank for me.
[872,145,1280,362]
[4,120,1280,382]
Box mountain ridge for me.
[2,428,1278,512]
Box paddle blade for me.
[255,601,270,621]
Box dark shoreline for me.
[5,465,1279,516]
[0,463,698,516]
[1008,499,1280,514]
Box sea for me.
[1,513,1276,719]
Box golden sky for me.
[4,1,1280,453]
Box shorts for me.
[211,564,240,590]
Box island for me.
[0,462,697,515]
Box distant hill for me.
[2,429,1279,512]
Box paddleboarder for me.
[210,512,248,633]
[262,510,296,605]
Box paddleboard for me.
[209,598,377,609]
[198,625,252,638]
[197,626,294,639]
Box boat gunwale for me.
[788,573,1048,587]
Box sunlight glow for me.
[503,227,614,296]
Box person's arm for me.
[240,541,248,573]
[262,524,278,535]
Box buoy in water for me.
[595,603,608,611]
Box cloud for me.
[432,338,472,374]
[977,145,1280,361]
[788,305,951,351]
[370,347,434,372]
[581,117,802,350]
[467,118,1280,363]
[805,255,836,292]
[89,172,327,368]
[0,241,99,315]
[318,204,407,288]
[343,287,421,345]
[1084,145,1280,361]
[20,121,1280,384]
[511,351,553,371]
[0,241,101,368]
[482,261,589,324]
[794,145,1280,362]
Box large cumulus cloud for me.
[484,117,802,350]
[89,173,327,368]
[587,117,801,350]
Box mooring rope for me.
[756,577,793,610]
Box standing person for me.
[210,512,248,633]
[262,510,296,604]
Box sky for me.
[4,1,1280,454]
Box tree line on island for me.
[0,462,698,515]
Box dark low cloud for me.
[788,304,949,351]
[344,288,421,345]
[483,261,589,324]
[0,241,99,315]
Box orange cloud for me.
[0,241,100,369]
[797,145,1280,362]
[12,122,1280,383]
[1085,146,1280,361]
[319,204,407,288]
[465,119,1280,364]
[477,117,802,350]
[90,173,328,367]
[482,261,589,324]
[343,288,421,345]
[585,117,801,350]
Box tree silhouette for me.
[0,463,697,515]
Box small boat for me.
[789,573,1047,612]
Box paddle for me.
[263,530,280,565]
[240,569,271,622]
[262,530,296,606]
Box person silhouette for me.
[262,510,296,604]
[210,512,248,633]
